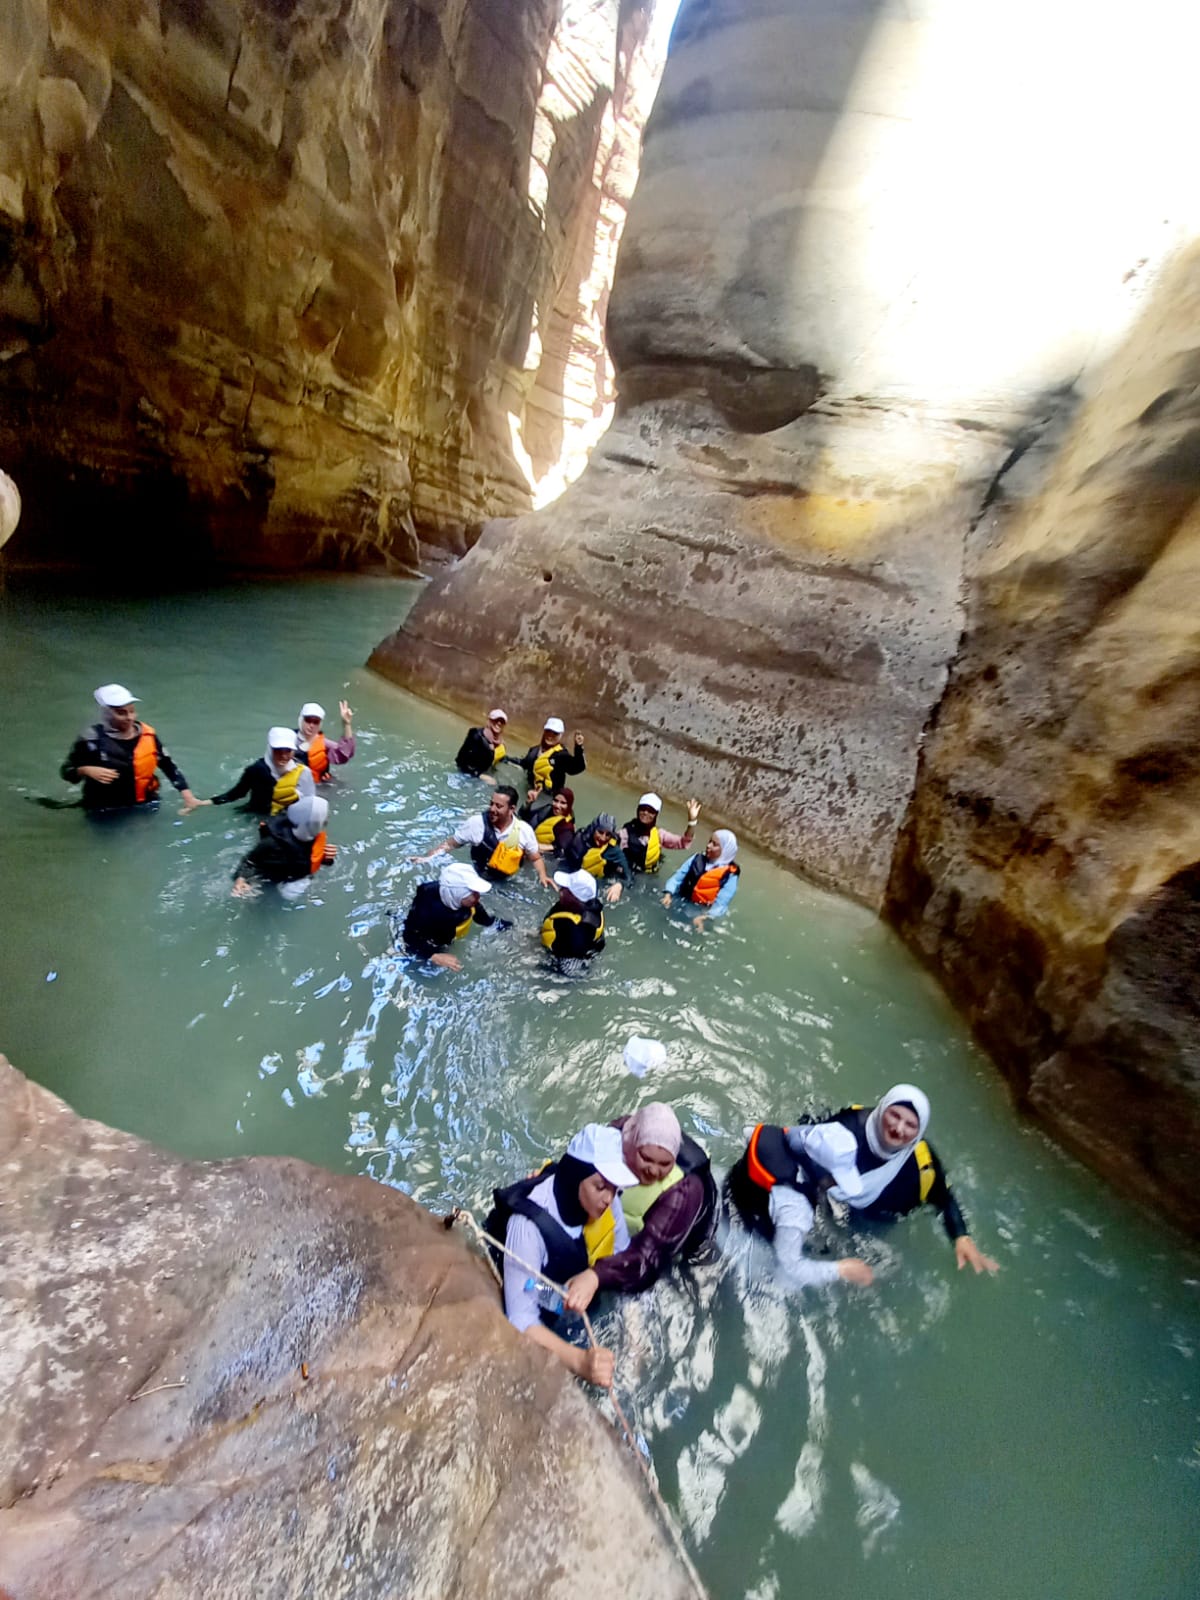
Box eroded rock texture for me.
[0,1055,692,1600]
[0,0,662,572]
[374,0,1200,1227]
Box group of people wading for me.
[58,686,999,1395]
[60,682,356,897]
[401,706,741,972]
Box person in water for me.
[62,683,201,815]
[661,829,740,927]
[519,784,576,858]
[231,794,336,898]
[455,707,508,783]
[409,785,552,888]
[506,715,586,796]
[397,862,505,971]
[486,1122,638,1389]
[198,727,316,816]
[806,1084,1000,1275]
[620,793,701,875]
[540,869,606,963]
[564,1100,718,1312]
[296,700,355,782]
[727,1120,875,1289]
[561,813,632,904]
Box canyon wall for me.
[0,1055,693,1599]
[373,0,1200,1230]
[0,0,663,572]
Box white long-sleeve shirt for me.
[768,1186,842,1288]
[503,1174,630,1332]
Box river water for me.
[2,575,1197,1599]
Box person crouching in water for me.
[541,869,606,967]
[196,726,316,816]
[561,812,632,904]
[486,1123,638,1389]
[396,862,505,972]
[231,795,336,899]
[564,1101,718,1314]
[296,700,356,783]
[520,784,575,859]
[727,1121,874,1289]
[661,828,740,929]
[621,793,701,875]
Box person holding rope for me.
[485,1123,638,1388]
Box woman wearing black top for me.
[62,683,200,814]
[398,863,502,971]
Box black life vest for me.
[676,1131,719,1250]
[471,810,524,877]
[727,1123,823,1238]
[541,899,606,958]
[484,1166,589,1289]
[623,819,662,874]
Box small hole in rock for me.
[542,570,553,583]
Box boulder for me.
[0,1056,694,1598]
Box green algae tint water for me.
[1,575,1197,1600]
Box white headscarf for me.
[287,794,328,842]
[296,703,325,752]
[833,1083,931,1209]
[438,862,491,910]
[266,726,298,769]
[711,829,738,868]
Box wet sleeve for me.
[155,735,189,793]
[663,859,689,895]
[563,743,586,777]
[592,1177,706,1295]
[211,764,255,805]
[607,843,632,885]
[455,730,483,774]
[707,872,740,918]
[401,898,440,959]
[61,734,95,784]
[768,1186,843,1288]
[927,1148,969,1241]
[472,902,497,929]
[233,840,268,882]
[325,732,355,766]
[503,1216,549,1332]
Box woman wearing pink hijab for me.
[564,1102,718,1312]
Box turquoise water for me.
[1,575,1197,1599]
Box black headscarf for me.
[552,1151,596,1228]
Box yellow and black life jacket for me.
[270,763,305,814]
[582,843,609,879]
[532,741,564,793]
[624,824,661,874]
[583,1207,619,1264]
[535,808,571,847]
[540,905,606,952]
[131,724,160,804]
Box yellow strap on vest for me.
[541,908,578,948]
[491,741,506,766]
[532,743,563,792]
[582,844,607,879]
[535,810,570,847]
[271,764,304,814]
[622,1164,683,1236]
[583,1206,617,1264]
[915,1140,935,1203]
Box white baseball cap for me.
[300,702,325,721]
[623,1036,667,1078]
[488,708,508,722]
[553,868,597,903]
[567,1123,638,1189]
[94,684,138,707]
[543,716,565,734]
[638,793,663,813]
[268,726,298,750]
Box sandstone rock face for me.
[0,1056,693,1598]
[0,0,663,572]
[374,0,1200,1227]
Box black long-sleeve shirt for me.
[62,723,189,811]
[211,758,278,814]
[234,815,319,885]
[455,726,505,777]
[401,880,496,958]
[505,740,586,795]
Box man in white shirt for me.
[410,785,551,888]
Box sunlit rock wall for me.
[0,0,664,572]
[374,0,1200,1227]
[0,1055,694,1599]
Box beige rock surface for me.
[0,0,663,572]
[0,1055,694,1599]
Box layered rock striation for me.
[0,1055,693,1599]
[373,0,1200,1229]
[0,0,663,572]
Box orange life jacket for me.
[309,831,328,875]
[132,724,160,804]
[689,862,739,905]
[306,732,330,782]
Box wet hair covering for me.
[830,1083,931,1208]
[266,725,298,766]
[711,829,738,867]
[287,794,328,841]
[624,1102,682,1162]
[595,813,618,835]
[438,861,492,910]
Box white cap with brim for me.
[638,793,663,813]
[623,1036,667,1079]
[269,726,298,750]
[567,1123,639,1189]
[554,868,597,903]
[440,862,492,898]
[488,708,508,722]
[543,716,565,734]
[300,702,325,721]
[94,684,138,707]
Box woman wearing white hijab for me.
[61,683,200,814]
[819,1084,999,1275]
[295,700,356,782]
[231,794,336,898]
[197,726,315,816]
[660,828,740,928]
[396,861,506,971]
